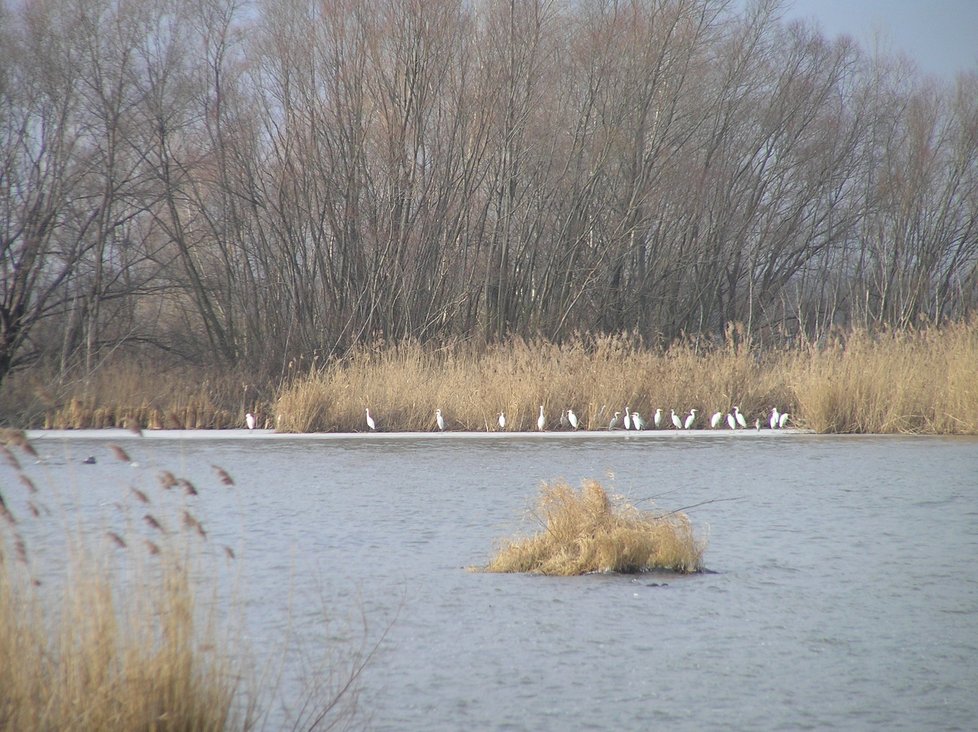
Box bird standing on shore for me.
[734,406,747,428]
[770,407,780,430]
[632,411,645,430]
[654,408,662,429]
[568,409,579,429]
[365,408,376,431]
[684,409,697,429]
[245,412,256,430]
[779,412,790,428]
[498,412,506,430]
[537,405,546,431]
[671,409,683,429]
[609,411,621,430]
[436,409,445,431]
[623,408,632,430]
[711,411,722,428]
[727,411,737,429]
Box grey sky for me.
[783,0,978,79]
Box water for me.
[4,430,978,730]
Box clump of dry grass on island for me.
[480,480,706,576]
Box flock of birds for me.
[489,405,790,432]
[245,406,791,432]
[246,406,788,432]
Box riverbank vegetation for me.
[2,0,978,435]
[3,0,978,415]
[5,319,978,434]
[480,480,705,575]
[0,433,365,730]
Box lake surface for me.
[5,429,978,730]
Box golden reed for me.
[5,320,977,434]
[0,432,363,730]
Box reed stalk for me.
[0,433,364,731]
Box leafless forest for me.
[3,0,977,390]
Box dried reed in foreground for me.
[0,435,367,731]
[0,538,241,731]
[482,480,705,576]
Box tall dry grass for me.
[480,480,705,575]
[0,544,240,731]
[6,361,261,429]
[276,321,978,434]
[789,321,978,433]
[4,320,977,434]
[0,431,365,731]
[274,334,792,433]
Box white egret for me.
[654,408,662,429]
[623,408,632,430]
[734,406,747,428]
[245,412,256,430]
[671,409,683,430]
[568,409,579,429]
[710,411,722,429]
[436,409,446,431]
[632,411,645,430]
[726,412,736,429]
[498,412,506,430]
[537,405,546,431]
[609,411,621,430]
[770,407,780,430]
[684,408,697,430]
[365,408,376,431]
[779,412,790,429]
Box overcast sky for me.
[782,0,978,79]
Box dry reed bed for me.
[479,480,705,575]
[789,323,978,433]
[276,322,978,434]
[274,335,792,433]
[0,431,357,731]
[6,321,978,434]
[10,363,259,430]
